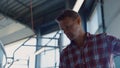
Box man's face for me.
[59,17,81,40]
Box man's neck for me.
[74,32,86,47]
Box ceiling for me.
[0,0,97,45]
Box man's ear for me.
[76,16,81,25]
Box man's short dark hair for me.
[56,9,80,21]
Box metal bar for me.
[13,0,31,14]
[58,31,64,53]
[23,45,59,48]
[34,37,59,40]
[35,31,41,68]
[15,0,29,8]
[82,14,87,32]
[100,0,106,32]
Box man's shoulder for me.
[94,33,119,39]
[87,32,107,39]
[92,33,107,37]
[89,32,120,41]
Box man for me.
[55,9,120,68]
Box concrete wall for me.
[103,0,120,38]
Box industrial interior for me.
[0,0,120,68]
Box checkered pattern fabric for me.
[59,33,120,68]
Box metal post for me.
[58,31,64,53]
[82,15,87,32]
[100,0,106,32]
[0,48,4,68]
[35,31,42,68]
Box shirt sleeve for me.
[106,35,120,56]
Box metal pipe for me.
[100,0,106,32]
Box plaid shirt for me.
[60,33,120,68]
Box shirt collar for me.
[70,32,91,46]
